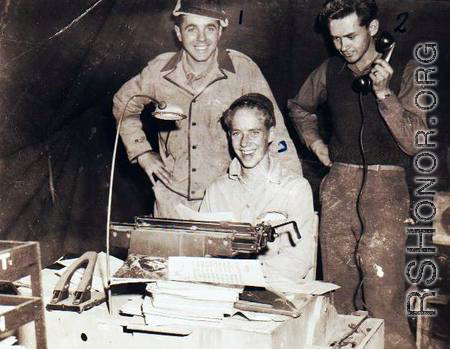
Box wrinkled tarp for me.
[0,0,449,267]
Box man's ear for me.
[174,25,182,42]
[368,19,379,37]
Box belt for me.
[334,162,404,172]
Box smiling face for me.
[229,108,274,170]
[329,12,378,66]
[174,15,222,64]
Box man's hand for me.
[310,139,332,167]
[370,58,394,100]
[137,151,172,186]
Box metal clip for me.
[46,251,105,313]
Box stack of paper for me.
[140,257,269,324]
[143,280,243,322]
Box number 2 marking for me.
[395,12,409,33]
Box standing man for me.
[113,0,301,218]
[288,0,426,348]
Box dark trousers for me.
[320,163,416,349]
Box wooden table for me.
[38,268,384,349]
[44,288,325,348]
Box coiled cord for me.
[353,92,370,313]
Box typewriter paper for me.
[266,275,340,295]
[175,203,236,222]
[168,256,267,287]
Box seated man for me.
[200,93,314,282]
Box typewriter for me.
[110,216,300,257]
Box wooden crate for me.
[0,241,47,349]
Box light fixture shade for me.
[153,103,187,120]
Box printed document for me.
[168,256,267,287]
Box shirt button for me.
[192,168,197,172]
[192,122,197,126]
[192,145,197,149]
[191,191,196,195]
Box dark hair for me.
[319,0,378,28]
[221,93,276,130]
[173,14,185,27]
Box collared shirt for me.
[287,58,427,156]
[181,50,219,94]
[113,49,302,201]
[200,156,315,282]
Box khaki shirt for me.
[200,156,315,281]
[113,49,302,200]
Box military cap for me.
[173,0,229,27]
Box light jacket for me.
[200,155,314,281]
[113,48,302,200]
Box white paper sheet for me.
[168,256,267,287]
[146,281,242,302]
[266,275,340,295]
[174,203,236,222]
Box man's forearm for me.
[287,60,328,149]
[377,60,428,156]
[288,102,323,149]
[261,248,312,280]
[378,93,427,156]
[112,74,154,162]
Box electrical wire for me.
[353,92,370,312]
[105,94,158,314]
[104,96,127,314]
[105,94,173,314]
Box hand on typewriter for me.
[137,150,172,186]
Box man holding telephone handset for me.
[288,0,426,348]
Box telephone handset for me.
[352,32,396,94]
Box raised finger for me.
[372,69,387,80]
[373,60,393,75]
[369,71,378,81]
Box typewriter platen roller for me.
[110,217,300,257]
